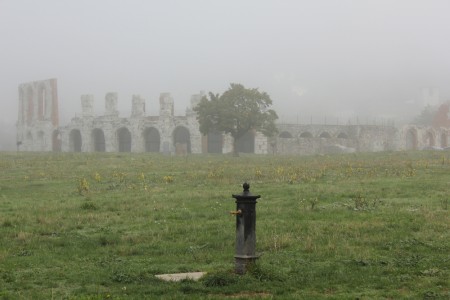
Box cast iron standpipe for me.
[231,182,261,274]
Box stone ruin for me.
[16,78,450,155]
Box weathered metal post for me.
[230,182,261,274]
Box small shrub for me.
[98,235,119,246]
[440,199,448,210]
[247,263,284,282]
[80,202,97,210]
[2,220,13,228]
[202,271,237,287]
[163,175,174,184]
[1,269,15,283]
[93,172,102,182]
[111,270,134,283]
[179,280,205,294]
[77,177,90,195]
[309,197,319,210]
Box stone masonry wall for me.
[17,79,450,155]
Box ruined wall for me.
[61,92,204,154]
[274,124,394,155]
[18,79,450,155]
[17,78,59,151]
[399,125,449,150]
[274,123,449,155]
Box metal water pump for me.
[230,183,261,274]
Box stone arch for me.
[337,132,348,139]
[405,128,418,150]
[279,131,293,138]
[207,130,223,153]
[92,128,106,152]
[441,132,448,148]
[143,127,160,152]
[319,132,331,138]
[69,129,82,152]
[236,130,255,153]
[26,131,33,141]
[424,130,435,147]
[52,130,61,152]
[173,126,191,154]
[299,131,313,138]
[117,127,132,152]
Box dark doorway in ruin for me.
[441,132,448,148]
[207,130,222,153]
[69,129,82,152]
[300,132,313,138]
[425,131,435,147]
[319,132,331,138]
[406,128,418,150]
[117,127,132,152]
[173,126,191,155]
[52,130,61,152]
[236,130,255,153]
[279,131,293,138]
[143,127,160,152]
[92,128,105,152]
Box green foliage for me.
[80,201,97,210]
[202,271,238,287]
[194,83,278,154]
[412,105,437,125]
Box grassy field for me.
[0,151,448,299]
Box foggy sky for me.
[1,0,450,148]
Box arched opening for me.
[207,130,223,153]
[319,132,331,138]
[299,132,313,138]
[69,129,82,152]
[117,127,132,152]
[143,127,160,152]
[279,131,293,138]
[441,132,448,148]
[406,128,418,150]
[37,131,45,151]
[337,132,348,139]
[236,130,255,153]
[92,128,105,152]
[424,131,435,147]
[52,130,61,152]
[173,126,191,155]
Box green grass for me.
[0,151,448,299]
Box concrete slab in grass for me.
[155,272,206,282]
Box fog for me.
[1,0,450,150]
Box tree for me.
[194,83,278,155]
[412,105,436,126]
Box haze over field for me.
[1,0,450,149]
